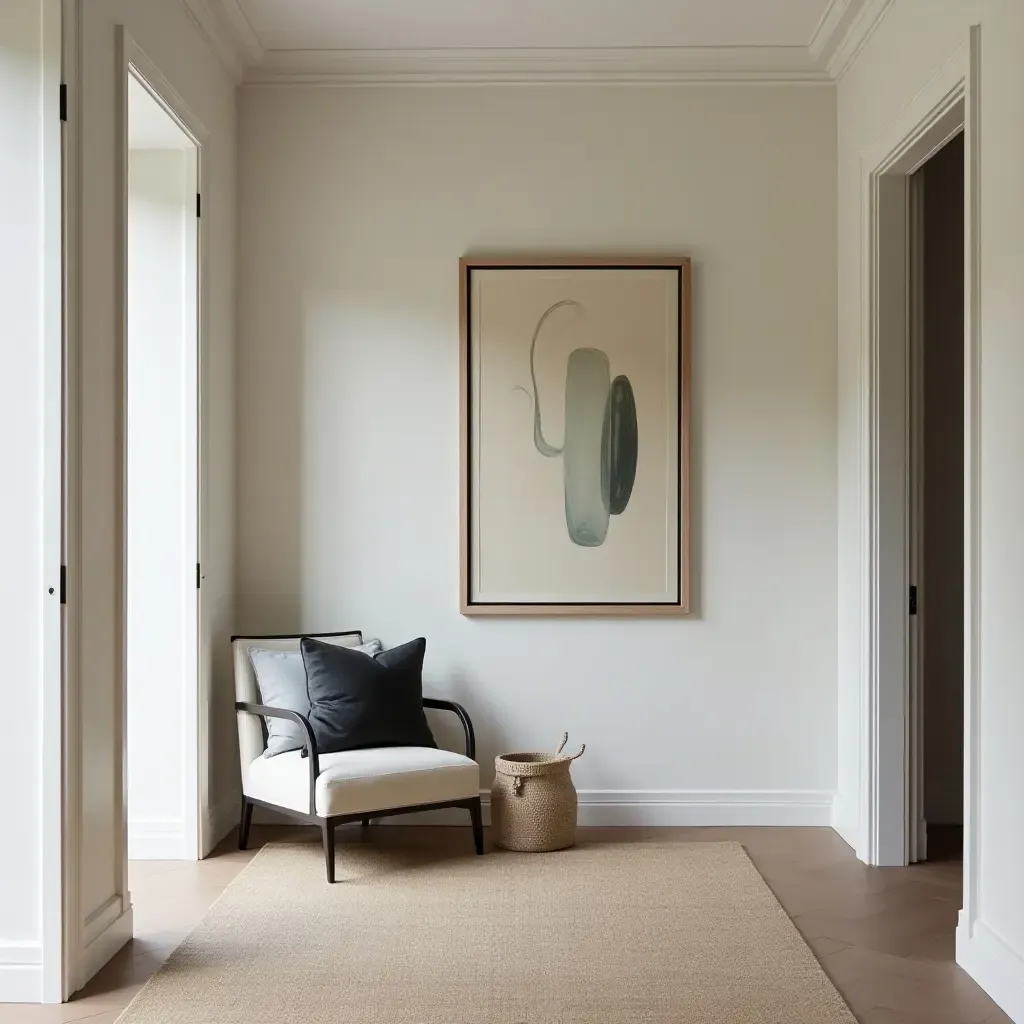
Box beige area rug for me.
[116,840,855,1023]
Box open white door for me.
[60,12,209,992]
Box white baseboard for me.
[128,818,190,860]
[957,918,1024,1023]
[0,943,42,1003]
[830,793,859,852]
[377,789,834,827]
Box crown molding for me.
[179,0,264,82]
[826,0,896,79]
[243,46,833,87]
[808,0,866,62]
[214,0,265,65]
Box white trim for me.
[827,0,896,80]
[208,0,263,64]
[41,0,65,1004]
[0,945,43,1003]
[123,36,210,147]
[182,0,897,87]
[956,920,1024,1024]
[370,789,833,827]
[243,46,832,87]
[119,29,209,873]
[0,944,42,966]
[176,0,251,82]
[128,819,191,860]
[961,23,983,942]
[907,167,926,866]
[808,0,866,63]
[831,793,859,850]
[856,41,971,866]
[60,0,83,1002]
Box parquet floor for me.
[2,825,1013,1024]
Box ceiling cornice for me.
[185,0,895,88]
[214,0,265,66]
[244,46,833,87]
[826,0,896,79]
[179,0,263,82]
[808,0,859,62]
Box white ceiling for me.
[236,0,839,51]
[128,75,195,150]
[185,0,885,84]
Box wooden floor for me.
[3,825,1012,1024]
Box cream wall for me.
[837,0,1024,1016]
[236,85,838,813]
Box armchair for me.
[232,630,483,882]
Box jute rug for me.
[116,840,855,1023]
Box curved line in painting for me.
[520,300,639,547]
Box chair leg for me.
[238,798,253,851]
[468,796,484,855]
[322,821,336,883]
[361,816,371,828]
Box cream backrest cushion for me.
[233,631,364,774]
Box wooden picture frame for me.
[460,256,692,616]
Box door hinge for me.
[59,83,67,122]
[909,585,918,616]
[196,563,201,589]
[60,565,67,605]
[196,192,201,218]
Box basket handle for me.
[555,733,586,761]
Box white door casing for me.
[855,41,974,871]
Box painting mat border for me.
[459,255,692,617]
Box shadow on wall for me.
[235,252,706,779]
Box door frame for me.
[907,164,927,866]
[856,26,979,938]
[39,0,66,1004]
[117,27,207,867]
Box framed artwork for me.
[460,256,691,616]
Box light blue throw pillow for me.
[249,641,381,757]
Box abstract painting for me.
[460,257,691,615]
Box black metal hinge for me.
[909,585,918,616]
[196,193,201,218]
[60,565,67,604]
[196,563,201,589]
[59,83,67,122]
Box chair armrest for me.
[235,701,319,815]
[423,698,476,761]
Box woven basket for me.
[491,734,586,852]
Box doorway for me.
[125,68,201,862]
[909,133,965,864]
[857,44,977,874]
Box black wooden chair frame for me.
[235,697,483,882]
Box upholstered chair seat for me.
[243,746,480,818]
[232,630,483,881]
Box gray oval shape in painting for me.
[562,348,612,547]
[601,375,638,516]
